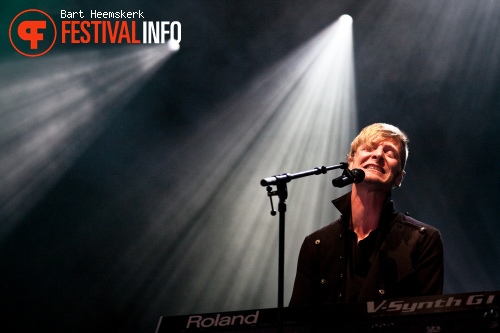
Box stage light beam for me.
[0,45,176,240]
[103,15,358,321]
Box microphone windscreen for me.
[351,168,365,183]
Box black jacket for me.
[289,192,444,306]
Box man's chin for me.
[357,177,393,192]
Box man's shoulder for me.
[306,218,343,239]
[300,219,344,252]
[396,213,441,235]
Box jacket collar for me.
[331,191,397,227]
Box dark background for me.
[0,1,499,332]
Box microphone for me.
[332,168,365,188]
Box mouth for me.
[364,164,385,174]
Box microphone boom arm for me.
[260,162,348,186]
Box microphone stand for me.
[260,162,348,333]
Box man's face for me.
[348,137,405,191]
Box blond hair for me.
[348,123,409,170]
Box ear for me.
[395,170,406,188]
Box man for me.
[289,123,444,306]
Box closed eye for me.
[383,146,399,159]
[385,149,395,158]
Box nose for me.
[371,146,384,161]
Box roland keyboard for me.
[156,291,500,333]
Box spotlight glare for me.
[168,39,180,51]
[339,14,353,25]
